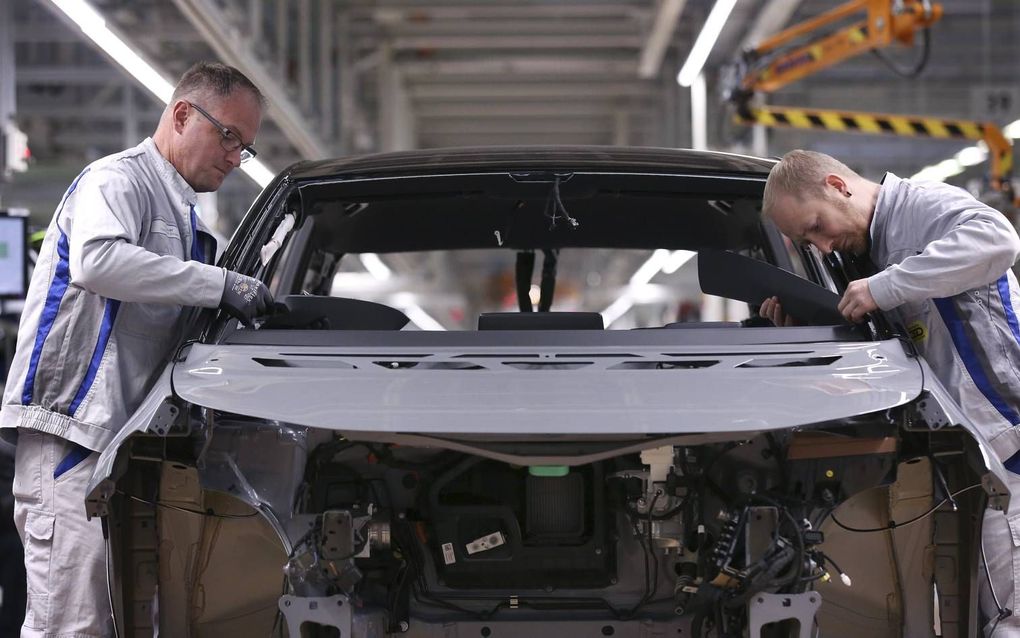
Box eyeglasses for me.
[188,101,257,163]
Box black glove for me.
[220,270,274,327]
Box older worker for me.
[0,61,272,637]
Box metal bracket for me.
[279,594,352,637]
[321,510,356,559]
[983,472,1009,511]
[913,391,952,430]
[85,478,116,518]
[748,592,821,638]
[145,400,181,437]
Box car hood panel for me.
[172,340,922,433]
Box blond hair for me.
[762,150,859,219]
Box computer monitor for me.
[0,212,28,299]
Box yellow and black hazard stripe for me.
[741,106,981,139]
[738,105,1013,178]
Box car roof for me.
[279,145,778,181]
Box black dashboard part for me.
[261,295,410,330]
[427,458,614,589]
[698,249,845,326]
[515,251,536,312]
[478,312,605,330]
[526,473,585,543]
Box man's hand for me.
[759,296,794,327]
[220,270,274,327]
[837,279,878,323]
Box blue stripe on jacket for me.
[934,296,1020,424]
[994,274,1020,475]
[190,205,205,263]
[997,274,1020,348]
[68,299,121,415]
[21,169,91,404]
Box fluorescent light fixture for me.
[357,254,445,330]
[359,253,392,280]
[639,0,689,79]
[46,0,272,188]
[601,294,635,327]
[911,158,964,182]
[629,249,671,285]
[955,144,987,167]
[331,272,383,291]
[401,305,446,331]
[662,250,696,274]
[677,0,738,87]
[50,0,173,102]
[601,249,699,327]
[241,159,274,188]
[1004,119,1020,139]
[389,292,446,331]
[690,73,707,150]
[528,284,541,307]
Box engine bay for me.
[102,397,990,638]
[275,427,902,636]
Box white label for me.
[466,531,506,555]
[442,542,456,565]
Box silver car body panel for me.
[86,337,1015,515]
[913,357,1013,512]
[85,366,173,518]
[171,340,918,434]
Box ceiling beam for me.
[356,19,642,37]
[13,24,203,43]
[409,82,657,101]
[419,132,616,146]
[15,104,162,119]
[16,65,121,84]
[355,5,648,21]
[638,0,688,79]
[416,103,654,118]
[739,0,803,51]
[366,35,646,51]
[400,57,639,78]
[419,119,648,135]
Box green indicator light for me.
[529,465,569,477]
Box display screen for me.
[0,214,28,298]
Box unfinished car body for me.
[85,147,1011,637]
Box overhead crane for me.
[725,0,1015,197]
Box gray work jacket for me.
[0,138,225,452]
[869,173,1020,461]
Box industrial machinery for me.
[724,0,1015,198]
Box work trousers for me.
[980,465,1020,636]
[12,428,112,638]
